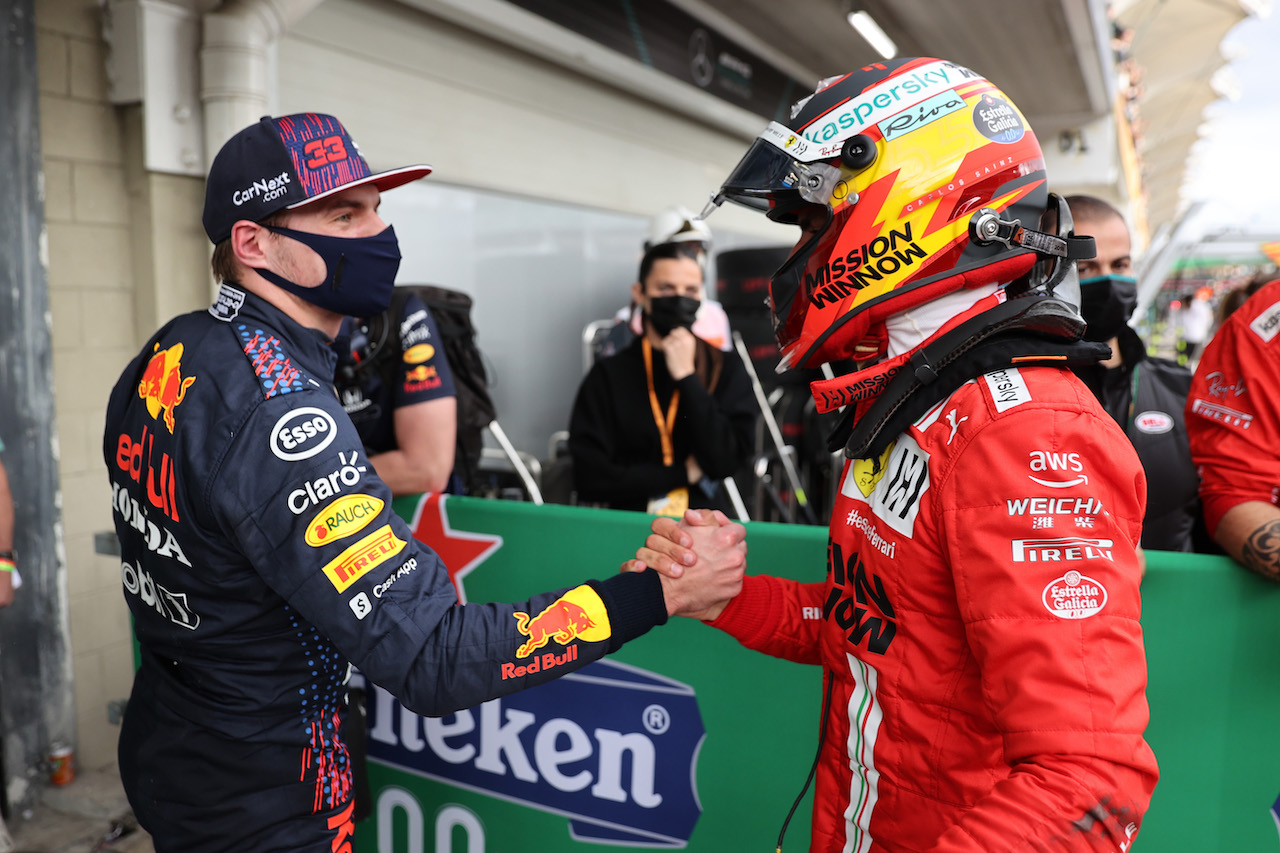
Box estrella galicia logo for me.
[360,659,705,847]
[270,407,337,461]
[973,94,1025,144]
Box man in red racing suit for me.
[1185,277,1280,579]
[708,364,1157,851]
[635,57,1159,850]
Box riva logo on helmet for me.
[878,91,966,142]
[800,60,972,145]
[973,95,1025,144]
[270,407,338,460]
[807,222,927,308]
[232,171,292,206]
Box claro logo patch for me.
[270,407,338,461]
[321,525,406,592]
[305,495,384,547]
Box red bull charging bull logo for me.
[137,342,196,434]
[512,586,611,659]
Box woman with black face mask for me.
[1066,195,1218,556]
[568,242,758,516]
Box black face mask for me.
[646,295,700,336]
[257,224,402,318]
[1079,275,1138,342]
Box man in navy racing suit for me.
[103,112,745,853]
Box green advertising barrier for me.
[354,495,1279,852]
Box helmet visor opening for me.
[716,138,842,215]
[769,204,838,358]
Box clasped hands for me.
[623,509,747,621]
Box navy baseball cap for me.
[202,113,432,243]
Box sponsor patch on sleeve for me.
[512,586,611,660]
[1249,299,1280,342]
[321,524,406,592]
[983,367,1032,412]
[305,494,384,546]
[1041,570,1108,619]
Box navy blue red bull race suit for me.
[104,284,667,853]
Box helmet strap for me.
[817,292,1100,459]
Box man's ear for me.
[630,281,645,307]
[230,220,271,270]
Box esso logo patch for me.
[271,407,338,461]
[1133,411,1174,435]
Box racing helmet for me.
[646,205,714,251]
[705,58,1052,370]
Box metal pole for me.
[485,421,544,504]
[732,332,816,524]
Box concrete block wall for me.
[35,0,140,772]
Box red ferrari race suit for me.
[1185,278,1280,535]
[711,364,1158,852]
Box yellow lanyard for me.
[642,337,680,466]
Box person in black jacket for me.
[103,112,746,853]
[569,242,757,516]
[334,290,459,496]
[1066,194,1213,553]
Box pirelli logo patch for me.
[321,524,406,592]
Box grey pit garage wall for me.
[380,180,784,458]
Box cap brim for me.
[286,164,433,210]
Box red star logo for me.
[406,494,502,603]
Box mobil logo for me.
[358,659,705,847]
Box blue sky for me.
[1181,8,1280,238]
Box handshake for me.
[624,509,748,621]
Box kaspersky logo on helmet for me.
[799,59,972,146]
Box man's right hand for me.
[661,327,697,381]
[627,509,746,620]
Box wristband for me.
[0,559,14,573]
[0,550,12,561]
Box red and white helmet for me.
[705,58,1054,371]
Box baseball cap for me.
[202,113,432,243]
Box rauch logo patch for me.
[305,494,384,547]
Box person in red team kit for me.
[638,58,1158,851]
[1185,276,1280,579]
